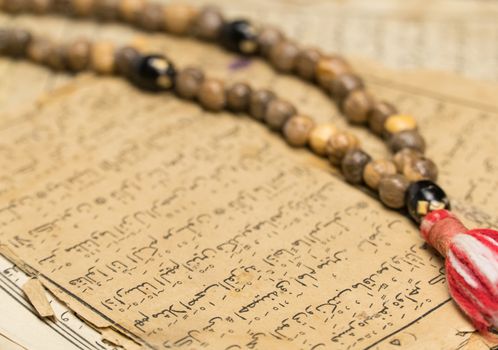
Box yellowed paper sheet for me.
[21,278,54,318]
[0,61,497,349]
[0,1,497,350]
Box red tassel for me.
[420,209,498,333]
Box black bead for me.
[405,180,450,223]
[131,54,176,91]
[219,19,258,55]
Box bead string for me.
[3,1,498,335]
[0,1,449,223]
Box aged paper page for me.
[0,58,498,349]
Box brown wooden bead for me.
[269,41,299,73]
[283,115,315,147]
[118,0,144,22]
[52,0,72,14]
[6,29,31,57]
[198,78,226,111]
[330,73,364,102]
[0,30,8,54]
[90,41,115,74]
[342,149,371,184]
[94,0,119,21]
[368,101,397,136]
[388,130,426,153]
[295,47,321,80]
[226,82,251,112]
[3,0,28,13]
[174,67,204,100]
[163,3,198,35]
[384,114,417,135]
[136,3,163,31]
[71,0,94,17]
[403,157,438,182]
[363,159,397,190]
[326,130,359,165]
[66,39,90,71]
[46,44,66,70]
[343,89,374,124]
[193,6,223,40]
[115,46,140,78]
[28,0,52,13]
[264,99,297,131]
[249,89,275,121]
[27,37,53,65]
[393,148,422,172]
[257,26,284,58]
[309,123,337,156]
[315,55,351,88]
[378,174,410,209]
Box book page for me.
[0,57,497,349]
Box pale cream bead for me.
[309,123,337,156]
[384,114,417,135]
[90,41,115,74]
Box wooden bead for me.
[226,82,251,112]
[369,101,397,135]
[136,3,163,31]
[384,114,417,135]
[388,130,426,153]
[315,55,351,88]
[309,123,337,156]
[378,174,410,209]
[27,37,53,65]
[198,78,226,111]
[118,0,144,22]
[90,41,115,74]
[283,115,315,147]
[249,89,275,121]
[193,6,223,40]
[363,159,397,190]
[115,46,140,78]
[393,148,422,172]
[343,89,374,124]
[163,3,198,35]
[174,67,204,99]
[66,39,90,71]
[295,47,321,80]
[3,0,27,13]
[264,99,297,131]
[342,149,371,184]
[269,41,299,73]
[403,157,438,182]
[6,29,31,57]
[46,44,66,70]
[54,0,75,14]
[326,130,359,165]
[330,73,364,102]
[257,26,284,58]
[71,0,94,17]
[93,0,119,21]
[28,0,52,13]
